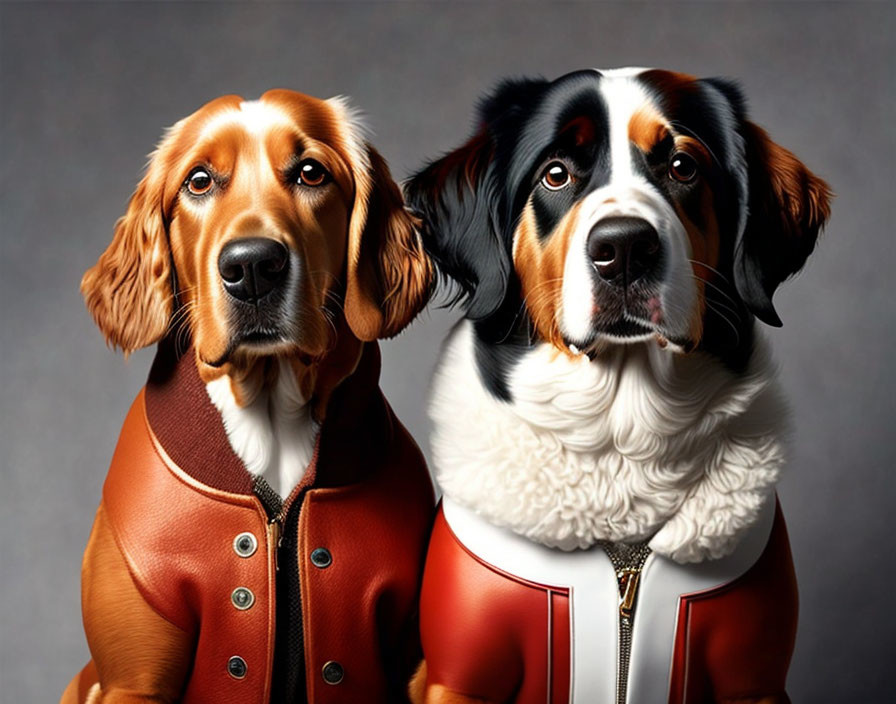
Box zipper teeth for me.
[618,616,634,704]
[599,541,651,704]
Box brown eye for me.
[186,168,213,195]
[297,159,329,187]
[541,162,571,190]
[669,152,698,183]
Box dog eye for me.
[186,168,214,195]
[296,159,329,187]
[541,162,571,191]
[669,152,698,183]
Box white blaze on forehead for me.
[599,72,659,183]
[558,71,697,345]
[598,66,651,76]
[197,100,294,141]
[178,101,294,218]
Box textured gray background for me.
[1,1,893,701]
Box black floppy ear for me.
[404,131,505,319]
[405,78,548,320]
[735,121,832,326]
[709,79,833,327]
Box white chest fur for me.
[429,321,788,563]
[205,359,319,499]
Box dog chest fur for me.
[205,358,318,498]
[430,320,789,563]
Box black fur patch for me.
[406,70,616,400]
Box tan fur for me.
[637,69,700,107]
[744,122,832,231]
[514,201,584,354]
[670,149,720,348]
[408,661,494,704]
[70,92,431,703]
[628,104,669,153]
[80,159,173,358]
[344,146,432,341]
[61,504,193,703]
[81,91,430,404]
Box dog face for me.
[407,68,831,365]
[83,90,430,380]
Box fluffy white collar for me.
[429,321,789,564]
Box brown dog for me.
[63,91,433,703]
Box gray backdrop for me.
[1,1,893,701]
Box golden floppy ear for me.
[344,145,432,341]
[81,146,173,355]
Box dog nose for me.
[587,216,661,285]
[218,237,289,302]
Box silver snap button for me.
[321,660,344,685]
[233,532,257,558]
[227,655,248,679]
[310,547,332,568]
[231,587,255,611]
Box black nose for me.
[218,237,289,302]
[587,216,661,285]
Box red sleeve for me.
[419,507,531,703]
[671,502,798,703]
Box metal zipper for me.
[267,515,282,571]
[599,540,652,704]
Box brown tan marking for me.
[628,103,670,154]
[409,661,492,704]
[82,90,429,411]
[637,69,700,110]
[514,199,587,354]
[669,134,721,347]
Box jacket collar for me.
[144,336,390,498]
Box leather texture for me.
[64,342,434,704]
[103,389,276,703]
[668,503,797,704]
[419,509,571,704]
[298,422,435,703]
[419,503,796,704]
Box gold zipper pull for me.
[268,519,282,571]
[619,569,641,619]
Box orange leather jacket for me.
[87,342,434,703]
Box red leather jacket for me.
[420,496,797,704]
[97,342,434,703]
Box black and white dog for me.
[406,68,831,704]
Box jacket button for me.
[310,547,332,568]
[321,660,344,685]
[231,587,255,610]
[233,532,257,558]
[227,656,248,679]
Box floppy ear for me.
[404,128,508,320]
[405,77,550,321]
[734,122,832,327]
[344,145,432,341]
[81,150,173,355]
